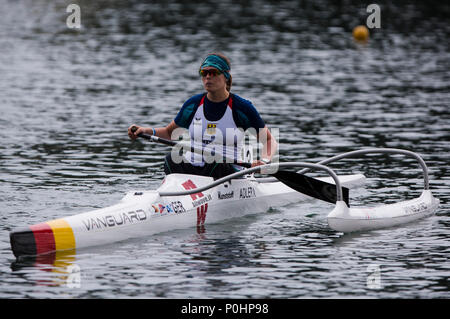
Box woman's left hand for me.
[250,160,267,167]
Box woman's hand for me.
[128,124,146,140]
[250,159,270,167]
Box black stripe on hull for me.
[10,227,37,258]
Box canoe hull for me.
[327,190,440,232]
[10,173,365,257]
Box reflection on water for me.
[11,250,77,288]
[0,0,449,298]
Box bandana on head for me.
[199,55,231,79]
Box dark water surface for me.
[0,0,449,298]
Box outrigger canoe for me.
[9,171,365,258]
[9,148,439,258]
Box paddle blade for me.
[273,170,350,206]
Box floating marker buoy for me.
[352,25,369,42]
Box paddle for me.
[130,127,349,205]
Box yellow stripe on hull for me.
[47,219,76,251]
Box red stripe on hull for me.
[29,223,55,255]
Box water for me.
[0,0,449,299]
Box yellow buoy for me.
[352,25,369,42]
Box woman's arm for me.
[251,126,278,167]
[128,120,180,140]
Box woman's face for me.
[201,67,227,93]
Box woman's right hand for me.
[128,124,143,140]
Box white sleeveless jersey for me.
[185,95,245,166]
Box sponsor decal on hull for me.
[151,201,187,217]
[403,202,429,215]
[218,190,234,200]
[239,186,256,199]
[180,179,210,227]
[192,194,212,207]
[197,203,208,226]
[182,179,212,207]
[171,200,187,214]
[82,209,147,231]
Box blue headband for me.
[200,55,231,79]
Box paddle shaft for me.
[131,127,349,205]
[132,127,252,168]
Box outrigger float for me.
[9,148,439,258]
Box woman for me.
[128,53,277,180]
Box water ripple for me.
[0,0,449,299]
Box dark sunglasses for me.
[199,69,222,77]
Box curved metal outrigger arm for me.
[159,162,345,201]
[298,148,430,190]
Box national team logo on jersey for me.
[206,123,216,135]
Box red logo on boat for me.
[197,203,208,226]
[182,179,208,227]
[182,179,204,200]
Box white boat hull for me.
[328,190,440,232]
[10,173,365,257]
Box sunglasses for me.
[199,69,222,77]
